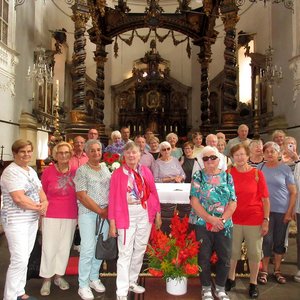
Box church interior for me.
[0,0,299,164]
[0,1,300,300]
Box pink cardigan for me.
[108,165,161,229]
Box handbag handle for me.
[95,215,106,235]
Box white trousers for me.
[116,205,152,297]
[40,217,77,278]
[3,220,38,300]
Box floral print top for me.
[189,170,236,236]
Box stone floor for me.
[0,231,299,300]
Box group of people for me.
[1,125,300,300]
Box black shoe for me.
[249,283,259,298]
[225,278,236,291]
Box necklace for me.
[56,163,69,173]
[88,162,101,169]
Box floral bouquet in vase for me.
[102,152,122,172]
[147,214,200,295]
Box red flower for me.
[149,268,164,277]
[184,263,199,275]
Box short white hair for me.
[200,146,221,159]
[159,141,171,150]
[111,130,121,139]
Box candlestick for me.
[55,79,59,106]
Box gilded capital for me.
[71,11,90,27]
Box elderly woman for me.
[257,142,296,285]
[248,139,264,168]
[166,132,183,159]
[104,130,124,155]
[108,142,161,300]
[190,146,236,300]
[281,136,299,171]
[153,141,185,183]
[192,132,204,157]
[272,130,286,150]
[217,138,226,154]
[149,136,160,160]
[1,139,48,300]
[39,142,78,296]
[226,144,270,298]
[74,139,111,300]
[180,141,195,183]
[293,162,300,283]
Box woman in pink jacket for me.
[108,142,162,300]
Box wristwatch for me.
[263,217,270,222]
[221,218,226,224]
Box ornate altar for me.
[111,40,191,138]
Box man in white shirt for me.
[224,124,252,156]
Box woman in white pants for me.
[1,139,48,300]
[39,142,78,295]
[108,142,162,300]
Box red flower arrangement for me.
[102,152,122,172]
[147,214,200,280]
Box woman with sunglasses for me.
[190,146,237,300]
[152,141,185,183]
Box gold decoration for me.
[114,37,119,58]
[118,30,135,46]
[135,29,152,43]
[96,0,106,16]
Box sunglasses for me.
[161,148,171,152]
[202,155,218,162]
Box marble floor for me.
[0,230,299,300]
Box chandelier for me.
[261,46,283,87]
[236,0,294,10]
[27,47,53,86]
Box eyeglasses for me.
[57,151,71,156]
[161,148,171,152]
[202,155,218,162]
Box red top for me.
[230,167,269,225]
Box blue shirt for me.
[258,162,295,213]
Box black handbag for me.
[95,216,118,260]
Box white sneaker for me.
[89,279,106,293]
[294,270,300,283]
[117,296,127,300]
[129,282,145,294]
[215,289,230,300]
[78,287,94,300]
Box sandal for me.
[274,271,286,284]
[257,271,268,285]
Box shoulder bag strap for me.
[95,215,105,235]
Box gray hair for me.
[166,132,178,143]
[159,141,171,151]
[200,146,221,159]
[111,130,121,139]
[84,139,102,152]
[123,141,140,152]
[263,141,280,153]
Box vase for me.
[166,277,187,295]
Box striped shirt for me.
[74,162,111,215]
[0,162,41,224]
